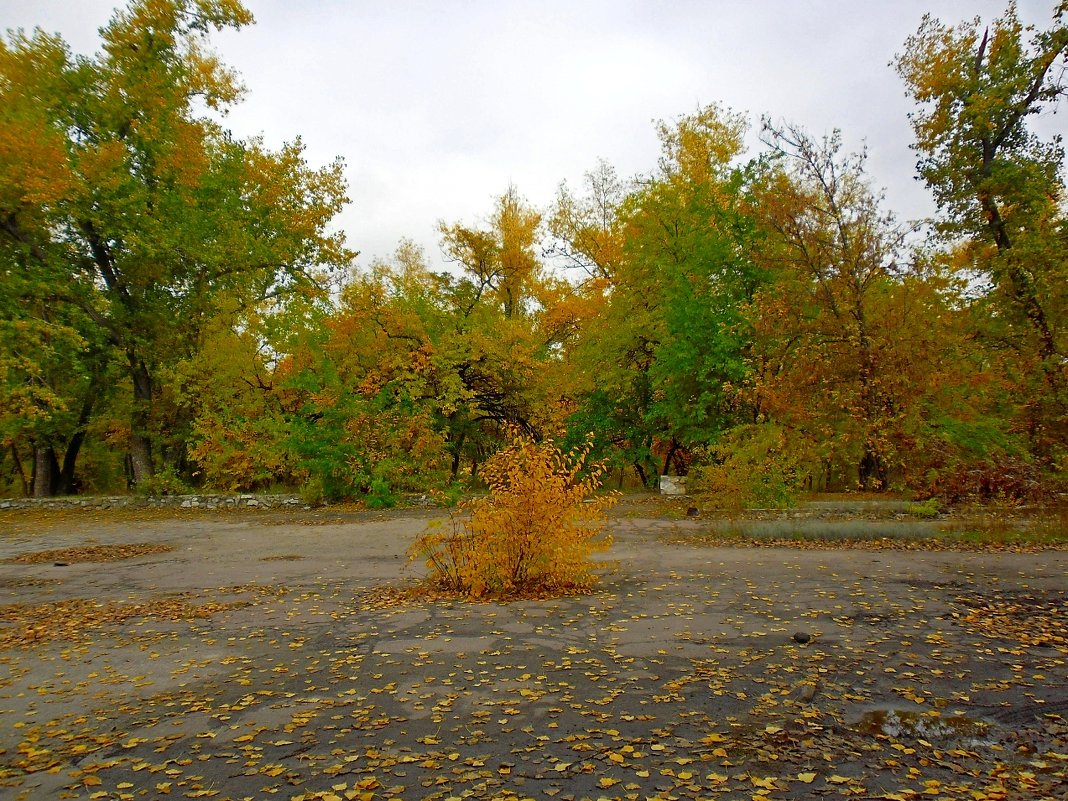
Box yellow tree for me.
[548,159,630,283]
[439,185,542,319]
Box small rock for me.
[686,506,699,517]
[792,632,811,644]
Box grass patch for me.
[937,506,1068,548]
[670,508,1068,551]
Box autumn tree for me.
[896,2,1068,458]
[439,186,543,320]
[565,105,764,484]
[750,123,916,489]
[0,0,351,491]
[434,188,568,470]
[547,160,630,283]
[177,303,303,493]
[742,121,1021,496]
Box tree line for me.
[1,0,1065,505]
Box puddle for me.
[855,708,996,747]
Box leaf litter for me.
[4,542,176,565]
[0,506,1064,801]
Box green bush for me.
[690,423,801,510]
[366,477,397,509]
[906,498,941,518]
[298,477,326,507]
[136,466,192,498]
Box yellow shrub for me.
[410,429,617,598]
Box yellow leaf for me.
[796,772,816,783]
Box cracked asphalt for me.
[0,503,1065,800]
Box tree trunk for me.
[10,445,29,497]
[128,352,155,484]
[661,439,679,477]
[449,428,467,481]
[59,431,87,495]
[632,461,648,488]
[59,387,98,495]
[33,446,59,498]
[858,447,887,492]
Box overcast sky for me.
[3,1,1063,270]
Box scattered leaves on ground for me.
[4,542,176,565]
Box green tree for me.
[0,285,116,496]
[0,0,351,490]
[565,105,764,483]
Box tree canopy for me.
[2,0,1065,505]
